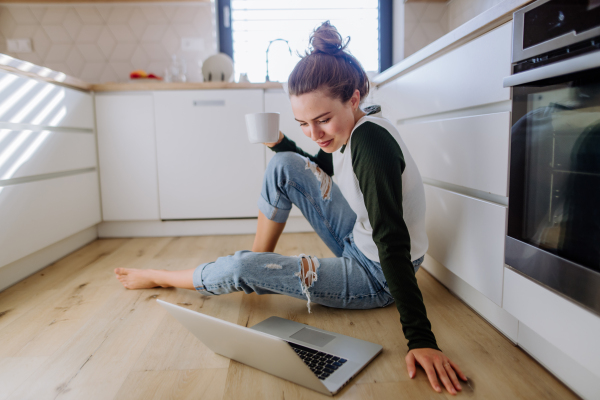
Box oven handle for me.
[503,51,600,87]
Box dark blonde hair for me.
[288,21,370,104]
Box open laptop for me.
[157,299,382,396]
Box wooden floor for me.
[0,233,579,400]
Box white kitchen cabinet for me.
[503,268,600,379]
[95,93,160,221]
[503,268,600,399]
[424,185,507,305]
[375,22,512,124]
[154,90,265,219]
[0,69,94,129]
[399,112,511,196]
[0,130,96,181]
[0,69,100,278]
[0,172,101,268]
[264,90,322,218]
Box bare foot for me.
[114,268,168,290]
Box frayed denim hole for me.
[293,254,320,313]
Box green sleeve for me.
[350,122,439,351]
[269,134,334,177]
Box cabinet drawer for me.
[154,90,265,219]
[0,130,96,181]
[0,172,101,268]
[376,22,511,123]
[424,184,506,305]
[0,69,93,129]
[503,268,600,379]
[400,112,510,196]
[96,94,159,221]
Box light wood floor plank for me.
[114,369,228,400]
[0,233,579,400]
[0,357,48,400]
[0,239,127,332]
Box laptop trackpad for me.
[289,327,335,347]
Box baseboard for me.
[0,226,98,293]
[97,216,314,238]
[421,253,519,343]
[518,322,599,400]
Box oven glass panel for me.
[523,0,600,49]
[509,71,600,272]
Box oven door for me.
[504,52,600,315]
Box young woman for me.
[115,21,467,395]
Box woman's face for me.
[290,89,362,153]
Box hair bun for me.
[309,21,349,57]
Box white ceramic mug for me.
[245,112,280,144]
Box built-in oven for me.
[504,0,600,315]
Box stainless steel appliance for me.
[504,0,600,315]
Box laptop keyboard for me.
[288,342,347,380]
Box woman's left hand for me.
[406,348,467,395]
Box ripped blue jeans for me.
[193,152,423,312]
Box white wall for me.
[0,2,217,83]
[392,0,405,64]
[446,0,506,32]
[403,0,509,58]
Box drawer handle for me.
[193,100,225,107]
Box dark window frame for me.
[217,0,393,73]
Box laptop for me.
[157,299,383,396]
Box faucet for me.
[266,39,292,82]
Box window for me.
[218,0,390,83]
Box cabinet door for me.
[95,93,160,221]
[154,90,265,219]
[424,185,507,305]
[375,22,512,123]
[0,172,101,268]
[264,90,322,218]
[0,130,96,180]
[0,69,94,129]
[399,112,511,196]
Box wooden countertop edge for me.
[372,0,534,87]
[0,62,91,92]
[0,54,285,92]
[91,81,285,91]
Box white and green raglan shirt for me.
[269,105,439,351]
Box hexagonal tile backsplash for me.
[0,2,217,83]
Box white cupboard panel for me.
[0,130,96,181]
[424,185,506,305]
[0,69,94,129]
[154,90,265,219]
[96,94,160,221]
[400,112,510,196]
[503,268,600,379]
[517,322,600,400]
[264,90,322,218]
[0,172,101,268]
[376,22,512,122]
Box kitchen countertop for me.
[91,81,284,92]
[0,53,91,91]
[0,53,284,92]
[372,0,533,87]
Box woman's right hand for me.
[264,131,284,148]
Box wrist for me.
[266,132,284,148]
